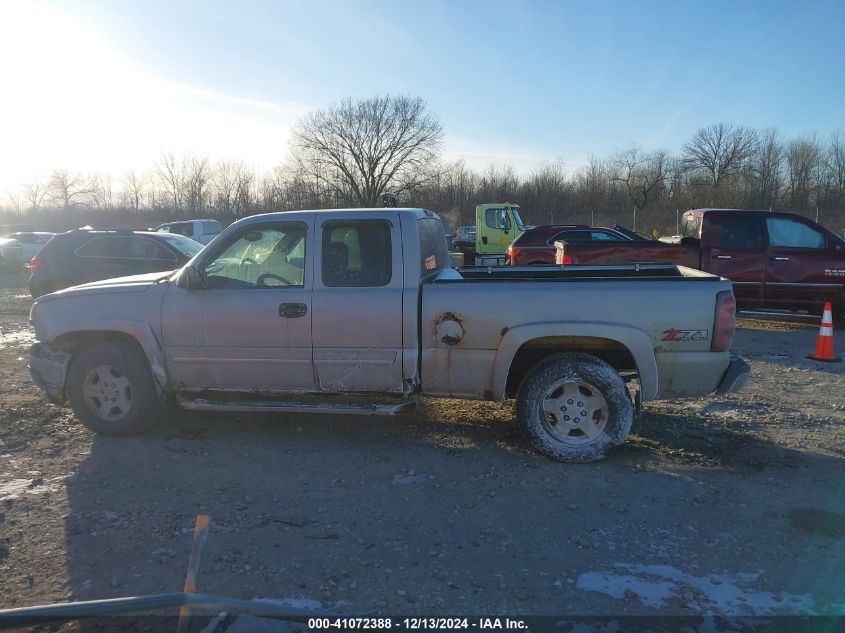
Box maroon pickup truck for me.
[556,208,845,320]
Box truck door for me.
[704,213,765,308]
[312,216,404,393]
[762,215,845,310]
[161,220,316,392]
[476,205,515,255]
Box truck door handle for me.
[482,236,488,245]
[714,255,732,259]
[279,303,307,318]
[769,256,790,262]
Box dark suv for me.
[29,229,203,298]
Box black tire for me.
[66,341,161,436]
[515,352,633,462]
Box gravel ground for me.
[1,268,845,629]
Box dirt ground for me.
[2,268,845,626]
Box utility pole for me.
[633,206,637,232]
[676,209,679,235]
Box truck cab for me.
[474,203,526,265]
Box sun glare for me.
[0,1,301,191]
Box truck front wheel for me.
[516,352,633,462]
[66,341,161,436]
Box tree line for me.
[3,95,844,236]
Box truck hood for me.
[41,270,176,300]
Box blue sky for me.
[1,0,843,188]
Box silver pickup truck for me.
[28,208,749,462]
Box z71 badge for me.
[662,328,709,342]
[825,269,845,278]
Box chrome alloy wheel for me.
[81,365,134,421]
[540,379,609,444]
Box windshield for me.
[156,233,204,258]
[511,207,525,231]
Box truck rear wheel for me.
[515,352,633,462]
[66,341,160,436]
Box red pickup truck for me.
[556,208,845,320]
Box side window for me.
[127,237,176,260]
[485,208,510,230]
[718,216,760,248]
[553,231,591,242]
[169,223,194,237]
[76,236,126,258]
[322,221,391,287]
[202,221,222,235]
[590,231,616,241]
[766,217,825,249]
[203,222,306,289]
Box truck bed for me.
[421,264,733,402]
[449,263,716,281]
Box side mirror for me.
[179,264,207,291]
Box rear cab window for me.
[681,215,702,239]
[418,217,450,277]
[716,215,761,248]
[321,220,392,287]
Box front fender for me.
[36,318,167,389]
[491,321,658,402]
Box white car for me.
[1,232,55,263]
[153,219,222,245]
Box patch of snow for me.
[392,473,427,485]
[251,596,325,610]
[0,327,35,350]
[576,563,815,615]
[0,477,52,501]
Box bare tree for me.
[786,136,822,211]
[121,170,146,210]
[6,190,23,215]
[184,155,210,213]
[214,160,253,217]
[48,169,95,208]
[611,147,667,211]
[155,152,185,210]
[21,181,49,211]
[90,174,114,209]
[683,123,758,188]
[524,161,567,223]
[821,132,845,210]
[476,164,520,203]
[289,95,443,207]
[751,129,785,208]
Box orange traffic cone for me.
[808,302,841,362]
